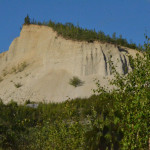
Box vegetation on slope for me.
[0,37,150,150]
[24,15,143,50]
[0,16,149,150]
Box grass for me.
[18,62,28,72]
[11,61,28,74]
[2,70,8,77]
[1,62,28,80]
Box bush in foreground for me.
[0,39,149,149]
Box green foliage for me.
[69,76,84,87]
[28,18,142,50]
[0,36,149,149]
[0,95,117,150]
[31,120,85,150]
[91,36,150,149]
[24,14,30,25]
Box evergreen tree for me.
[24,14,30,25]
[112,32,116,41]
[22,16,142,50]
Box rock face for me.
[0,25,139,103]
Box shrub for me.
[69,76,84,87]
[11,62,28,74]
[18,62,27,72]
[32,120,86,150]
[14,83,22,88]
[2,70,8,77]
[91,36,150,149]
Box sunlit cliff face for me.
[0,25,139,103]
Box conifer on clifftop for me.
[24,14,30,25]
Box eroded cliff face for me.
[0,25,139,103]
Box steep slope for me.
[0,25,139,103]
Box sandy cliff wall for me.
[0,25,139,103]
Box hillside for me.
[0,24,140,103]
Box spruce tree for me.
[24,14,30,25]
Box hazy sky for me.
[0,0,150,53]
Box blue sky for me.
[0,0,150,53]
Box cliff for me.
[0,25,139,103]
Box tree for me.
[24,14,30,25]
[92,36,150,149]
[112,32,116,41]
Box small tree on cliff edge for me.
[24,14,30,25]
